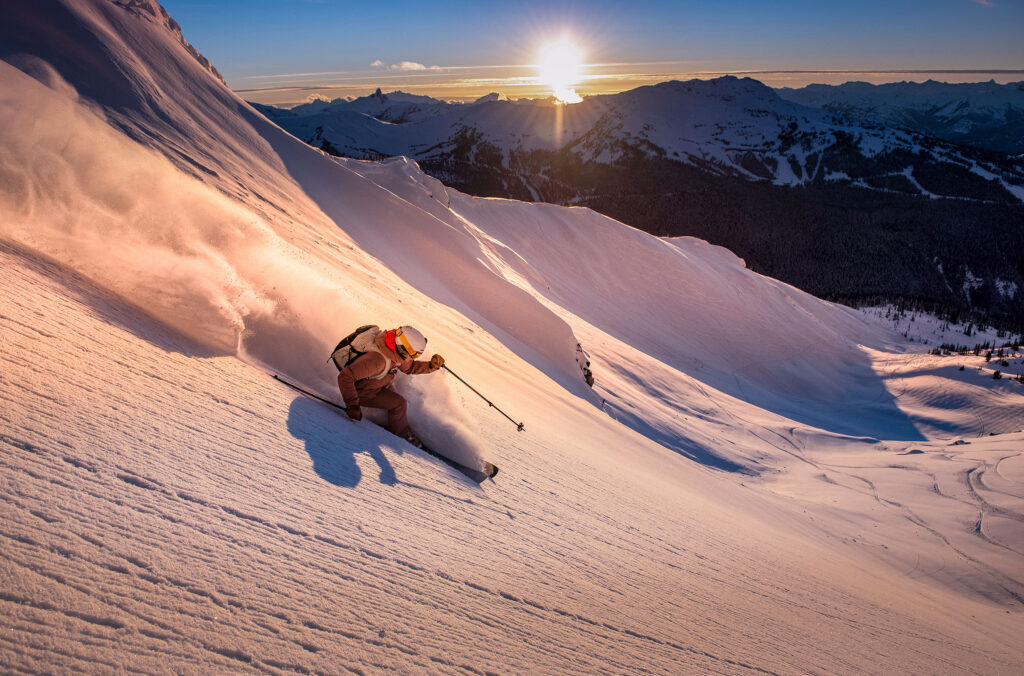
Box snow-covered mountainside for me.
[3,0,1024,672]
[778,79,1024,154]
[255,78,1024,199]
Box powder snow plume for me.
[0,59,493,458]
[394,369,487,471]
[0,62,362,385]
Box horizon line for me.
[234,69,1024,95]
[235,68,1024,107]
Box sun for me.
[537,37,585,104]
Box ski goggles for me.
[395,328,423,359]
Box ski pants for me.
[359,386,410,437]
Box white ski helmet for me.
[395,325,427,359]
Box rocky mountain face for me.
[252,78,1024,330]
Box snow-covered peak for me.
[651,76,784,103]
[594,76,824,135]
[473,91,509,104]
[284,87,458,125]
[379,89,447,104]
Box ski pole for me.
[442,365,525,432]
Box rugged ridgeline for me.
[254,79,1024,330]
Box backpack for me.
[329,325,381,371]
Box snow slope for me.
[8,241,1024,673]
[2,0,1024,672]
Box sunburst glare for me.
[537,36,585,104]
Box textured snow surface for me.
[2,1,1024,672]
[5,235,1024,674]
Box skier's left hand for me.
[430,354,445,370]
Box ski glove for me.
[430,354,445,370]
[346,405,363,421]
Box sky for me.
[161,0,1024,106]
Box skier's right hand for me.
[346,405,363,421]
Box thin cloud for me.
[244,69,361,80]
[235,86,322,94]
[390,61,440,71]
[970,0,995,5]
[247,62,538,81]
[448,76,537,87]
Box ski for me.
[272,374,498,483]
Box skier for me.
[337,326,444,447]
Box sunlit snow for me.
[1,1,1023,673]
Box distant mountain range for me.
[777,80,1024,154]
[253,78,1024,196]
[252,78,1024,329]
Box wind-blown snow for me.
[0,63,279,355]
[2,0,1024,672]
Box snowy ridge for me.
[2,0,1024,672]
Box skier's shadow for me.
[286,396,397,487]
